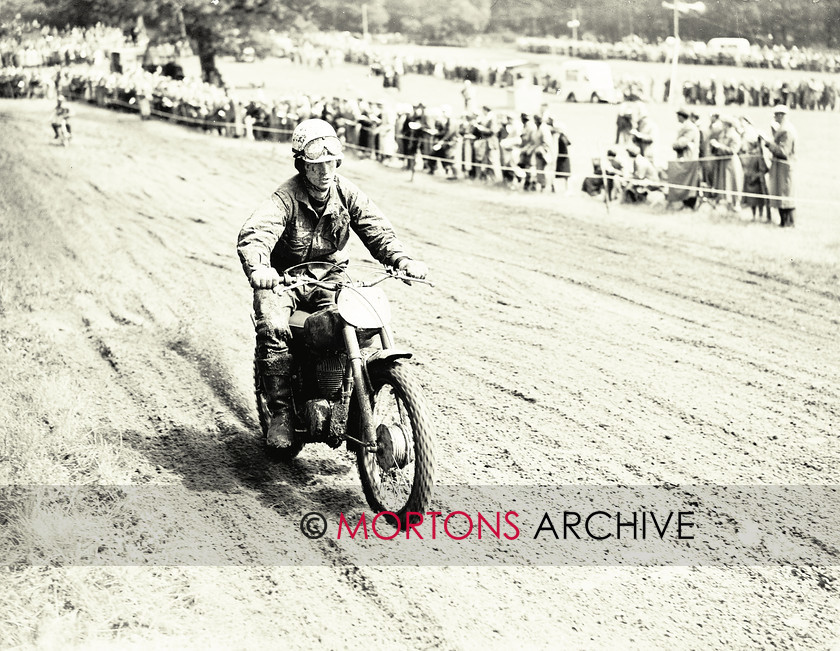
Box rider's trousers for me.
[252,276,339,408]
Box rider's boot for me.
[260,354,294,448]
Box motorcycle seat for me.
[289,309,311,330]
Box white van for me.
[556,60,618,103]
[706,38,750,64]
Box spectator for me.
[552,118,572,192]
[672,106,700,160]
[708,114,744,211]
[530,113,555,192]
[400,102,430,173]
[582,148,624,199]
[429,105,460,179]
[615,104,634,147]
[472,104,502,183]
[461,79,475,114]
[630,104,657,159]
[740,125,771,221]
[623,143,661,204]
[763,104,797,227]
[498,112,524,187]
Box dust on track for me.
[1,98,838,649]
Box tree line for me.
[3,0,839,84]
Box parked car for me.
[555,60,619,103]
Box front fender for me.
[346,348,414,452]
[365,348,413,372]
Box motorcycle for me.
[53,118,71,147]
[253,261,436,523]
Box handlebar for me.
[272,264,434,295]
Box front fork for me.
[343,323,396,450]
[343,324,377,450]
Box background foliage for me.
[5,0,840,48]
[4,0,840,85]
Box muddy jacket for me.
[237,173,410,281]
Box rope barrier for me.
[63,90,812,207]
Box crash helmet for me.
[291,118,343,164]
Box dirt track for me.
[1,99,838,649]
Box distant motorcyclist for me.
[51,95,72,140]
[237,118,428,448]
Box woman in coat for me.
[708,114,743,211]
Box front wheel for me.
[356,362,435,525]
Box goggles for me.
[300,136,343,162]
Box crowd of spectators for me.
[581,101,793,226]
[517,36,840,73]
[33,64,574,192]
[339,39,840,112]
[0,22,812,210]
[676,77,836,110]
[0,20,130,68]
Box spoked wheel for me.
[356,362,435,526]
[254,356,303,461]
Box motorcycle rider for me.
[51,95,72,140]
[237,118,428,448]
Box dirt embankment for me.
[0,99,838,649]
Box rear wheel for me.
[356,362,435,526]
[254,355,303,461]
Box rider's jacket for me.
[237,173,409,282]
[52,106,71,124]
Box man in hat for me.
[616,103,635,147]
[623,143,661,203]
[630,103,657,159]
[668,107,702,208]
[472,104,502,183]
[429,104,460,178]
[672,107,699,160]
[401,102,431,173]
[517,112,538,189]
[761,104,797,227]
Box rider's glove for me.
[250,265,281,289]
[397,258,429,280]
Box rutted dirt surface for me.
[1,98,839,649]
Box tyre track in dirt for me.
[3,99,838,648]
[1,101,467,646]
[396,196,838,478]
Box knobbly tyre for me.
[253,261,435,524]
